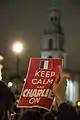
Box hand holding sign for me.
[52,67,66,106]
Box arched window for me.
[49,39,53,50]
[50,17,53,22]
[50,16,58,23]
[48,56,52,58]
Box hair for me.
[19,110,42,120]
[43,112,55,120]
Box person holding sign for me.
[43,67,79,120]
[19,67,79,120]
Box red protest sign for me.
[18,58,62,111]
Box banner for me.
[18,58,62,111]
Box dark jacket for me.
[57,103,79,120]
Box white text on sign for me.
[35,71,55,78]
[23,89,53,104]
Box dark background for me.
[0,0,80,75]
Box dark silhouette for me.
[19,110,42,120]
[0,80,15,120]
[43,111,55,120]
[57,103,79,120]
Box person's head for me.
[43,112,55,120]
[19,110,42,120]
[76,105,80,113]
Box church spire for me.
[41,0,67,68]
[51,0,58,10]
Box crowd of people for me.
[0,67,80,120]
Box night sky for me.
[0,0,80,74]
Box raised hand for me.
[52,66,66,106]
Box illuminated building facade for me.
[41,0,80,104]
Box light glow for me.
[24,78,26,82]
[12,42,23,54]
[0,55,3,61]
[8,82,13,87]
[77,101,80,106]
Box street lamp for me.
[13,42,23,54]
[12,42,23,77]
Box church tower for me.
[41,0,67,68]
